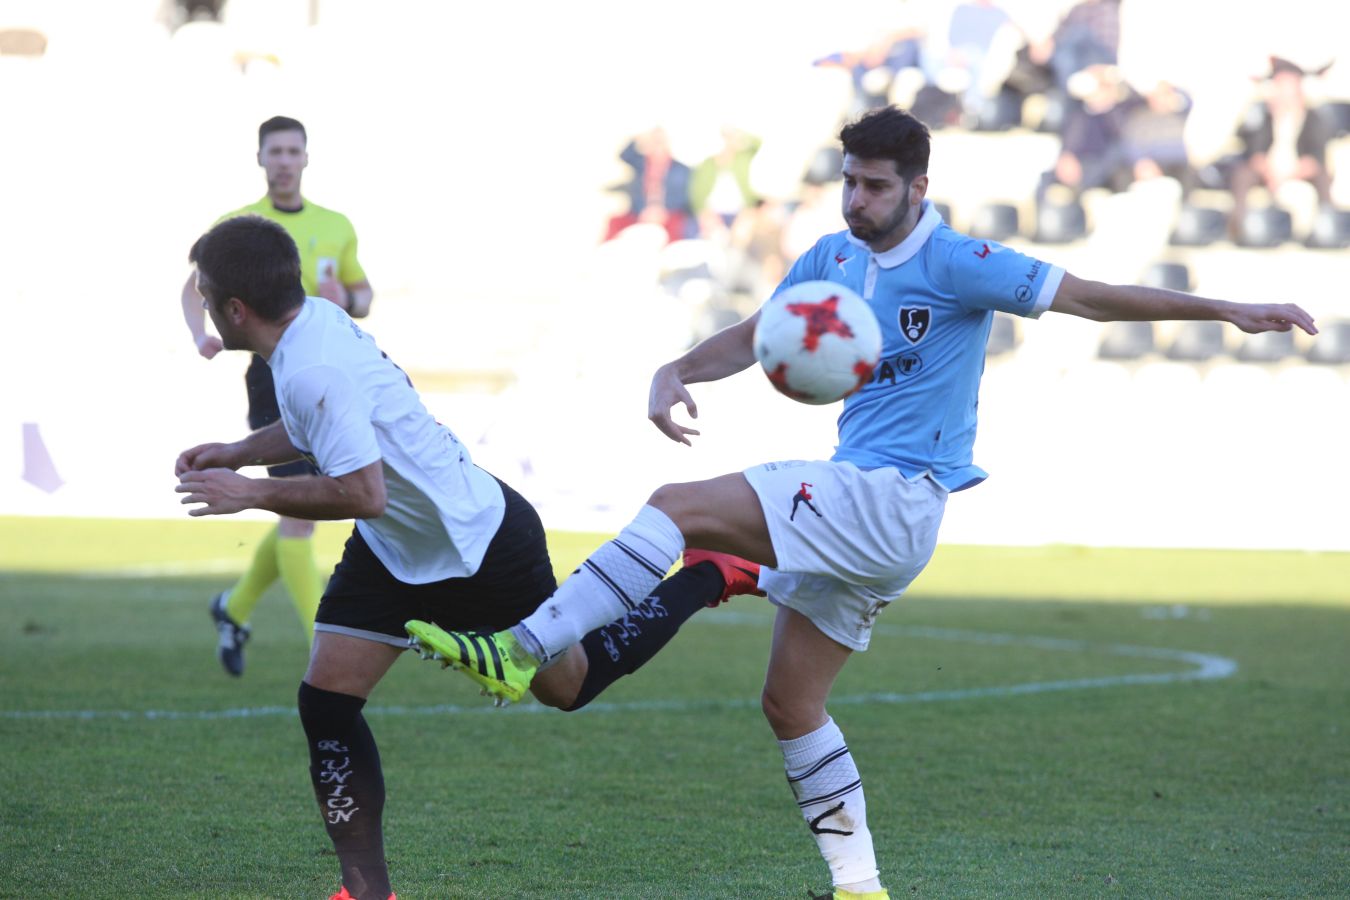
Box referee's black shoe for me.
[209,592,250,677]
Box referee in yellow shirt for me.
[180,115,374,677]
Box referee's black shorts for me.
[245,354,319,478]
[314,477,558,647]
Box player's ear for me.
[225,297,248,324]
[909,174,929,205]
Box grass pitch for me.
[1,517,1346,898]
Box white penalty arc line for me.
[1,618,1237,722]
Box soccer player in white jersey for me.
[409,106,1318,899]
[173,215,746,900]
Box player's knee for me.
[761,684,822,738]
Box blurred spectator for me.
[1119,78,1194,188]
[1038,0,1121,91]
[920,0,1029,125]
[604,127,696,244]
[1229,56,1337,231]
[813,25,926,114]
[1037,63,1136,198]
[690,126,762,237]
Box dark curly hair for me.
[839,106,930,181]
[189,215,304,321]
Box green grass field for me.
[1,517,1346,899]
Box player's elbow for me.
[356,482,387,519]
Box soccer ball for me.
[753,280,882,405]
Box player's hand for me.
[175,442,238,477]
[1229,302,1318,336]
[195,334,223,359]
[317,279,349,310]
[648,363,701,446]
[175,468,257,517]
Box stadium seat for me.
[1236,328,1296,363]
[985,312,1018,356]
[1235,206,1294,248]
[1031,90,1070,134]
[1305,206,1350,249]
[1169,203,1228,246]
[1306,320,1350,364]
[1033,195,1087,243]
[1140,261,1191,292]
[968,202,1020,241]
[1097,321,1155,360]
[803,145,843,185]
[973,89,1024,132]
[1165,321,1227,361]
[1315,100,1350,138]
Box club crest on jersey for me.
[898,306,931,344]
[833,252,852,274]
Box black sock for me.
[565,562,724,711]
[297,682,391,900]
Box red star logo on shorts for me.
[786,295,855,351]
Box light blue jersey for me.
[773,201,1064,491]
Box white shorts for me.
[742,459,947,652]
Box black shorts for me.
[314,477,558,647]
[245,354,319,478]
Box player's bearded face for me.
[842,156,914,248]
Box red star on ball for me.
[786,295,855,351]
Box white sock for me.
[513,505,684,660]
[780,717,879,887]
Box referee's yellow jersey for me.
[216,197,366,296]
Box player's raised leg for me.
[407,473,773,703]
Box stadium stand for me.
[1165,321,1228,362]
[1236,328,1297,364]
[1306,320,1350,365]
[985,313,1019,357]
[1097,321,1156,360]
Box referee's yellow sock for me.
[224,525,280,624]
[276,535,322,645]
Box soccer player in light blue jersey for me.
[411,106,1317,898]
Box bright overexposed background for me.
[2,0,1348,550]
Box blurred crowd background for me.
[3,0,1348,550]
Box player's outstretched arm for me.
[174,422,303,477]
[177,459,387,520]
[1049,273,1318,335]
[648,310,761,445]
[180,271,224,359]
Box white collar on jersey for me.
[845,199,941,268]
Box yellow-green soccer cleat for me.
[405,620,539,706]
[834,890,889,900]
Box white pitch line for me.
[0,618,1237,721]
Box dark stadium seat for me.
[1235,206,1294,248]
[1033,90,1070,134]
[968,202,1020,241]
[803,145,843,185]
[1165,321,1227,361]
[1140,261,1192,293]
[1098,321,1155,360]
[1033,195,1087,243]
[973,89,1024,132]
[1169,203,1228,246]
[1306,320,1350,364]
[985,312,1018,356]
[1236,329,1295,363]
[1305,206,1350,249]
[1315,101,1350,137]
